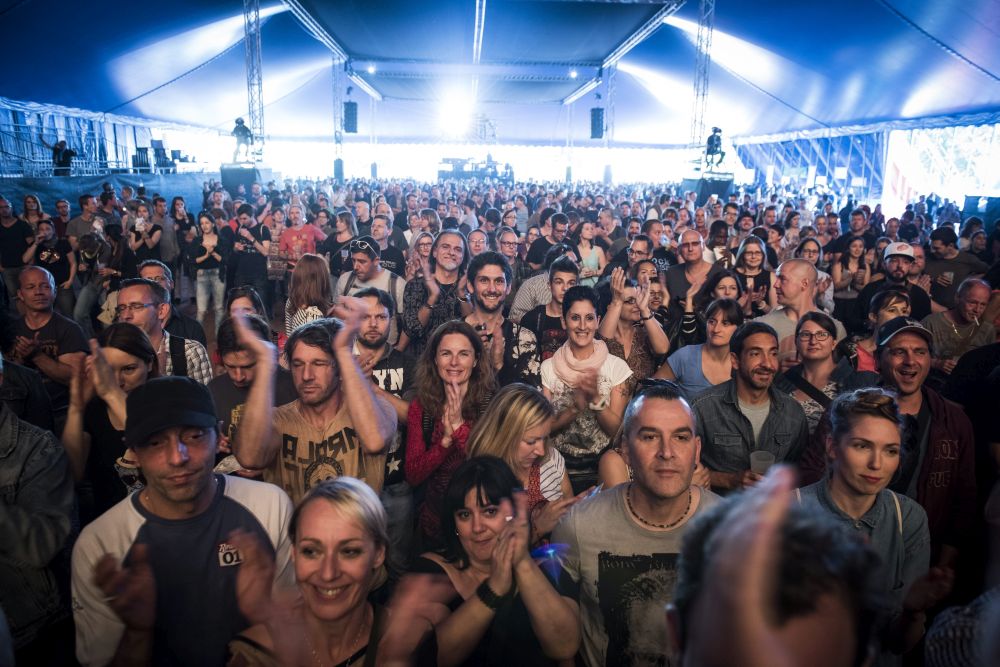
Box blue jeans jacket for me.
[0,403,75,648]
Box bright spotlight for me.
[367,64,376,74]
[439,92,472,137]
[570,69,578,79]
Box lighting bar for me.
[562,77,601,105]
[602,0,685,69]
[282,0,349,62]
[347,72,383,101]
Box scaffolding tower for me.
[690,0,715,146]
[242,0,265,160]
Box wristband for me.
[589,396,610,411]
[475,579,507,610]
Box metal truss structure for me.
[243,0,265,160]
[690,0,714,145]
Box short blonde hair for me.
[290,476,388,548]
[467,383,554,471]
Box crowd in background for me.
[1,176,999,666]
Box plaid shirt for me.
[690,379,809,475]
[161,332,213,385]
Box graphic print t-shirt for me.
[268,398,389,502]
[551,485,721,667]
[521,305,567,361]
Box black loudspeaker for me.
[344,101,358,133]
[590,107,604,140]
[334,158,344,183]
[220,164,261,198]
[565,166,572,183]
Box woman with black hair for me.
[408,456,580,666]
[733,235,776,318]
[656,298,744,399]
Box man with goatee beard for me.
[690,321,809,493]
[351,286,418,581]
[463,251,540,387]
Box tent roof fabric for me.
[1,0,998,145]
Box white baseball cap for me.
[883,241,915,261]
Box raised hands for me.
[330,295,368,351]
[531,486,591,539]
[93,544,156,631]
[609,266,627,303]
[232,313,277,365]
[228,529,277,626]
[572,369,600,412]
[441,380,466,442]
[87,339,121,400]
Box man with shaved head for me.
[664,228,725,304]
[755,258,847,368]
[9,266,88,429]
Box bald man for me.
[754,258,847,368]
[664,229,725,303]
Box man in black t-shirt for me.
[354,287,416,580]
[9,267,88,429]
[0,197,36,312]
[230,204,271,312]
[526,211,567,271]
[208,316,296,449]
[521,256,579,360]
[829,208,877,262]
[370,214,406,276]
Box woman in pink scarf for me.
[541,286,632,493]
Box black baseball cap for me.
[349,235,380,259]
[125,377,218,448]
[875,316,933,352]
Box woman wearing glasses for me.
[406,231,435,281]
[775,311,878,435]
[733,236,776,318]
[598,268,669,398]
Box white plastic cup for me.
[749,450,776,475]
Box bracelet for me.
[475,579,507,611]
[639,313,653,322]
[589,396,610,411]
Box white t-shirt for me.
[541,354,632,458]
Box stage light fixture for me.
[570,69,578,79]
[367,64,376,74]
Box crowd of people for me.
[1,178,999,666]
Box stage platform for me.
[1,165,275,211]
[681,171,735,207]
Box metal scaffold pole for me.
[242,0,265,160]
[690,0,715,146]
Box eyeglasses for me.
[499,240,518,248]
[796,331,832,342]
[115,302,156,315]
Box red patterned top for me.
[405,400,471,546]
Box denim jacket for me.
[691,379,810,476]
[0,402,75,648]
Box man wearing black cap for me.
[855,241,932,322]
[71,376,293,667]
[802,317,977,572]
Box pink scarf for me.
[551,339,609,387]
